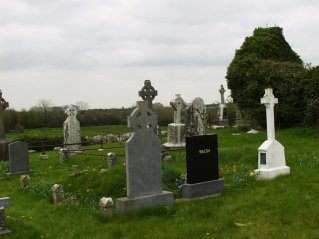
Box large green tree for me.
[226,26,305,127]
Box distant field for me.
[1,126,319,239]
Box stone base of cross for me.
[254,139,290,180]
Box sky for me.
[1,0,319,110]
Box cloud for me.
[1,0,319,109]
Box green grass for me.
[1,126,319,238]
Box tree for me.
[226,26,305,127]
[37,98,55,126]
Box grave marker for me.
[138,80,157,109]
[0,197,11,235]
[0,89,9,161]
[254,88,290,179]
[7,141,31,176]
[186,97,207,136]
[164,94,186,148]
[182,135,224,198]
[116,101,173,213]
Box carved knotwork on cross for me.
[128,101,158,132]
[138,80,157,109]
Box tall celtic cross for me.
[170,94,185,124]
[0,90,9,140]
[261,88,278,141]
[219,84,226,104]
[138,80,157,109]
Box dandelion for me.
[86,188,92,193]
[249,171,254,177]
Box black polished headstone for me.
[186,134,218,184]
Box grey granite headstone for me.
[0,89,9,161]
[116,101,173,213]
[63,105,81,152]
[7,141,31,176]
[186,97,207,136]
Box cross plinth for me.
[138,80,157,109]
[261,88,278,141]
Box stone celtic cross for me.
[138,80,157,109]
[261,88,278,141]
[170,94,185,124]
[219,84,226,104]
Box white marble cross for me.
[261,88,278,140]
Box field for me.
[1,126,319,238]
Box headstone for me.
[254,88,290,180]
[20,175,30,189]
[0,197,11,235]
[218,84,228,126]
[6,141,31,176]
[116,101,173,213]
[186,97,207,136]
[52,184,64,205]
[99,197,113,217]
[0,89,9,161]
[164,94,186,148]
[182,134,224,198]
[107,152,118,168]
[63,105,81,152]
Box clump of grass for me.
[0,161,9,176]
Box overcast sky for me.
[1,0,319,110]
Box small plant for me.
[0,161,9,176]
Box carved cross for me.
[128,101,158,132]
[261,88,278,140]
[170,94,185,124]
[0,90,9,112]
[0,90,9,140]
[138,80,157,109]
[219,84,226,104]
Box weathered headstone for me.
[20,175,30,189]
[63,105,81,152]
[0,89,9,161]
[99,197,113,217]
[0,197,11,235]
[254,88,290,179]
[218,84,228,126]
[107,152,118,168]
[186,97,207,136]
[52,184,64,205]
[116,101,173,213]
[164,94,186,148]
[182,134,224,198]
[6,141,31,176]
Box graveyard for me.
[0,125,318,238]
[1,24,319,238]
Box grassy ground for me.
[0,126,319,238]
